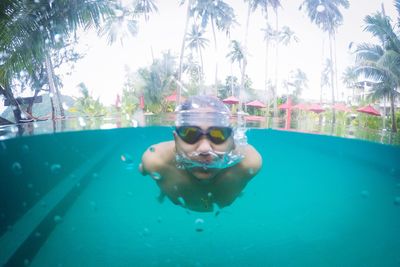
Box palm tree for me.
[321,58,333,103]
[342,66,358,103]
[286,68,308,97]
[186,24,209,84]
[134,0,158,21]
[192,0,236,87]
[138,51,178,111]
[259,0,281,117]
[261,23,276,113]
[300,0,350,123]
[353,11,400,132]
[278,26,299,45]
[177,0,194,104]
[0,0,138,123]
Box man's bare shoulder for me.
[140,141,175,175]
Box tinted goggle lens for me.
[176,126,232,144]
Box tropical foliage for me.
[352,8,400,132]
[1,0,399,139]
[300,0,350,122]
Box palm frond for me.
[354,43,384,62]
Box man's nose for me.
[196,137,212,153]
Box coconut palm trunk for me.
[211,18,219,89]
[390,92,397,132]
[273,10,279,117]
[328,33,336,123]
[177,0,193,104]
[45,52,65,119]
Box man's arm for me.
[239,145,262,179]
[139,141,175,178]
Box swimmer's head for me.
[173,95,245,180]
[175,95,231,127]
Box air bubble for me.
[23,259,30,266]
[89,201,97,211]
[34,232,41,238]
[394,197,400,206]
[360,190,369,198]
[248,168,254,175]
[150,172,162,180]
[54,215,62,223]
[207,192,212,197]
[121,153,134,170]
[50,164,61,174]
[177,196,186,206]
[49,92,54,97]
[45,39,50,45]
[27,183,33,189]
[143,227,150,236]
[34,0,40,3]
[21,144,30,154]
[194,218,204,232]
[0,142,6,154]
[11,162,22,176]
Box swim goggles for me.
[175,126,233,145]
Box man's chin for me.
[189,167,219,180]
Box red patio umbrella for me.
[357,105,380,116]
[165,92,185,103]
[332,103,351,113]
[278,101,292,110]
[292,103,308,110]
[308,103,325,113]
[278,98,293,129]
[222,96,240,105]
[246,100,266,108]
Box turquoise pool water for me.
[1,126,400,266]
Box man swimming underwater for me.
[139,95,262,212]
